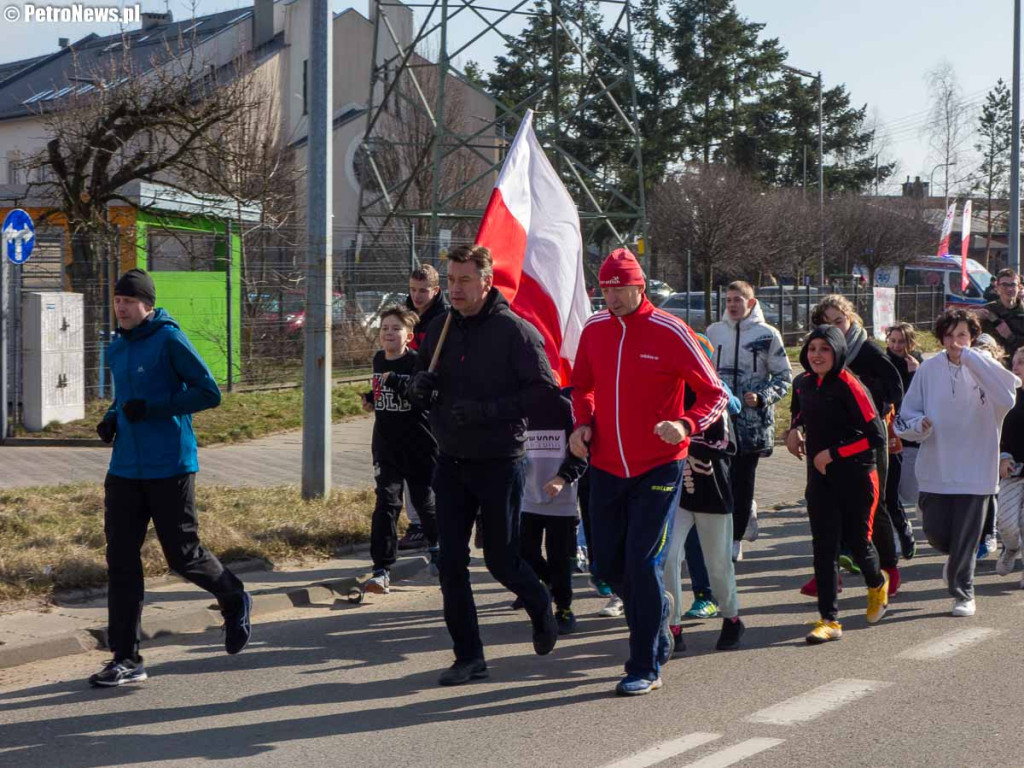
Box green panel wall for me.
[134,213,241,385]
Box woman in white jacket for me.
[895,309,1020,616]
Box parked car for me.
[646,279,674,306]
[658,292,708,329]
[250,290,350,337]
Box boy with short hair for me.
[362,306,439,593]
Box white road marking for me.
[601,732,721,768]
[897,627,1001,660]
[745,679,889,726]
[677,738,786,768]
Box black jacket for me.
[1001,390,1024,463]
[982,299,1024,364]
[407,292,450,352]
[791,326,887,466]
[417,287,560,459]
[886,348,923,447]
[847,338,903,420]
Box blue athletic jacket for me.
[105,309,222,479]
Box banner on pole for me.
[872,286,896,340]
[960,200,973,291]
[937,202,956,258]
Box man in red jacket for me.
[570,249,728,696]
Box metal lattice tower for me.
[356,0,647,260]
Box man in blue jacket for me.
[88,269,251,688]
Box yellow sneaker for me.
[805,619,842,644]
[866,571,890,625]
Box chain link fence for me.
[3,226,946,432]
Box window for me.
[948,272,982,299]
[302,59,308,116]
[147,229,224,272]
[903,268,944,288]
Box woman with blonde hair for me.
[804,295,904,595]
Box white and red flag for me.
[960,200,973,292]
[475,109,591,385]
[937,201,957,258]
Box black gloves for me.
[122,399,148,423]
[409,371,439,408]
[96,416,117,444]
[451,399,494,427]
[387,373,413,399]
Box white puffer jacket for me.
[706,302,792,455]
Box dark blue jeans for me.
[589,461,684,680]
[434,455,551,661]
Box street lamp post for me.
[1011,0,1021,272]
[783,64,824,285]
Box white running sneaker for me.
[743,500,759,542]
[952,598,976,617]
[599,595,624,617]
[732,540,743,562]
[997,547,1019,577]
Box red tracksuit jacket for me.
[571,298,729,479]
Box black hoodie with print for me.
[790,325,887,466]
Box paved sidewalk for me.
[0,418,374,488]
[0,552,428,671]
[0,415,809,497]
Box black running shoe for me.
[89,657,147,688]
[533,611,559,655]
[223,591,253,655]
[438,658,488,686]
[555,608,577,635]
[715,617,745,651]
[398,525,425,551]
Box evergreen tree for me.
[974,79,1012,270]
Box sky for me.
[0,0,1016,189]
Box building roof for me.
[0,8,256,122]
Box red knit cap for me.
[598,248,645,288]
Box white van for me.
[864,256,994,309]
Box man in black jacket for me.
[411,245,561,686]
[981,268,1024,366]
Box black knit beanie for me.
[115,269,156,306]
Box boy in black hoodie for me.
[786,326,890,644]
[362,306,439,594]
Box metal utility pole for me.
[1012,0,1022,272]
[783,63,825,284]
[817,70,824,287]
[302,0,333,499]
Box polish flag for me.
[476,109,591,385]
[960,200,972,292]
[937,201,956,258]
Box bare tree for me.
[924,62,974,202]
[827,194,933,285]
[20,32,271,389]
[649,164,760,313]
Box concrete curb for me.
[0,554,429,671]
[3,437,107,447]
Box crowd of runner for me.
[86,251,1024,697]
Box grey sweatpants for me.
[919,492,989,602]
[664,507,739,621]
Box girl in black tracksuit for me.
[788,326,889,638]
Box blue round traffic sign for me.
[2,209,35,265]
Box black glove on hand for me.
[123,399,148,423]
[409,371,439,407]
[96,417,117,444]
[451,399,491,427]
[387,373,413,399]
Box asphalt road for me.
[1,507,1021,768]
